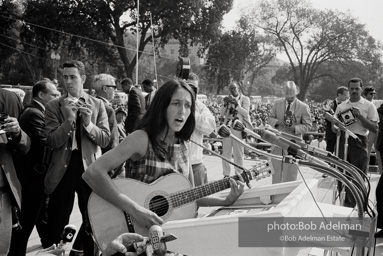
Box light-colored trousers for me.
[221,128,244,176]
[271,146,298,184]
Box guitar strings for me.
[146,163,269,211]
[147,179,232,212]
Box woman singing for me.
[83,79,244,230]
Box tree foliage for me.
[241,0,383,100]
[15,0,233,82]
[204,20,276,95]
[0,0,24,82]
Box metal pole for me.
[332,130,341,205]
[150,12,158,89]
[136,0,140,85]
[340,132,349,207]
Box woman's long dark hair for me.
[135,79,196,160]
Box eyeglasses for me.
[369,92,376,95]
[105,84,117,88]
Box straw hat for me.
[284,81,300,97]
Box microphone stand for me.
[332,130,341,205]
[339,130,350,207]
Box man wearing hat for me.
[268,81,312,183]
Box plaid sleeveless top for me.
[125,140,190,184]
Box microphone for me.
[149,225,167,256]
[324,112,360,142]
[293,139,333,158]
[149,225,177,256]
[232,120,263,141]
[261,126,304,143]
[260,129,327,166]
[217,125,283,161]
[60,224,77,244]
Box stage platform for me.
[26,154,381,256]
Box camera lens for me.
[345,115,350,119]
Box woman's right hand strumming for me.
[132,204,163,230]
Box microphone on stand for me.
[293,139,333,158]
[217,125,283,161]
[261,126,304,143]
[324,112,361,143]
[259,129,328,167]
[232,120,264,141]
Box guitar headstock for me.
[240,160,273,181]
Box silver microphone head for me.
[232,119,245,132]
[218,125,231,138]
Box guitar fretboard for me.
[170,178,233,208]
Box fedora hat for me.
[284,81,300,97]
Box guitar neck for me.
[170,176,239,208]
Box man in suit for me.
[9,80,60,255]
[142,78,156,110]
[268,81,312,183]
[219,82,251,177]
[325,86,349,154]
[44,60,110,256]
[121,78,146,134]
[93,73,119,153]
[0,88,30,255]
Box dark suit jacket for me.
[44,93,110,194]
[16,101,47,183]
[0,89,30,209]
[125,87,146,133]
[0,88,23,117]
[96,96,118,153]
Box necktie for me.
[75,113,82,147]
[72,113,82,151]
[286,102,291,113]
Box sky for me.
[222,0,383,44]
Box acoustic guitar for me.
[88,161,272,252]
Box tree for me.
[0,0,24,82]
[241,0,383,100]
[204,22,276,95]
[18,0,233,81]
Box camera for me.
[0,112,8,130]
[12,206,22,232]
[175,57,190,80]
[284,110,295,127]
[0,112,8,124]
[337,108,357,126]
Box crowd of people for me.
[0,60,244,256]
[2,60,383,255]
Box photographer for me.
[219,82,251,177]
[334,78,378,208]
[0,88,30,255]
[268,81,312,184]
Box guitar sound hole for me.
[149,196,169,217]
